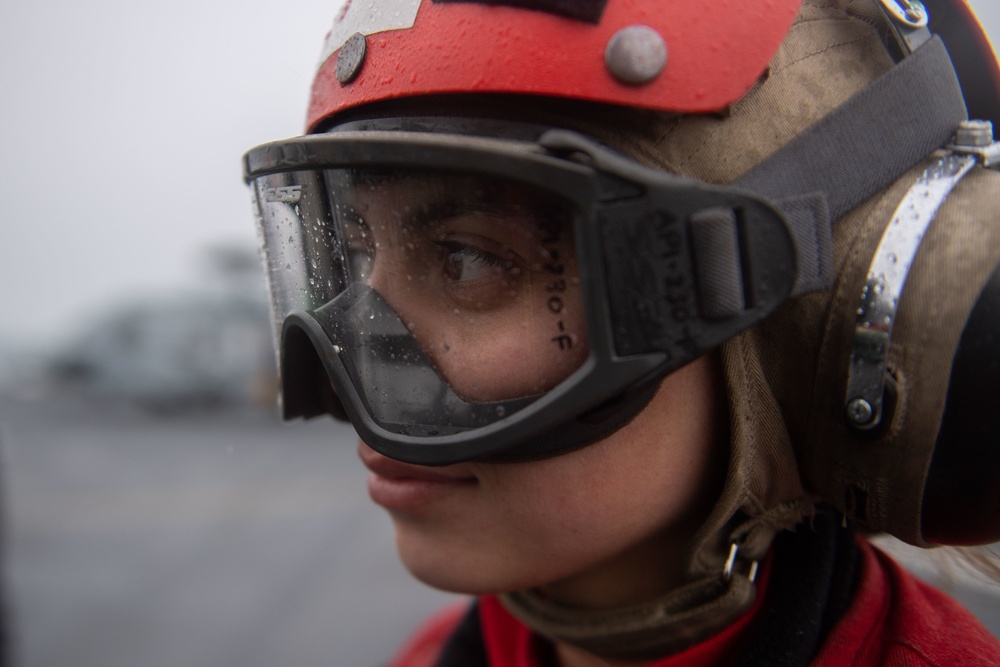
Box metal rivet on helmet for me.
[336,32,367,85]
[604,25,668,86]
[846,397,874,426]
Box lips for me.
[359,443,477,511]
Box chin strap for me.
[496,508,789,662]
[499,566,758,662]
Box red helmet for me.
[307,0,801,131]
[306,0,1000,132]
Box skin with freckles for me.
[344,170,730,666]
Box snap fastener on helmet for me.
[336,32,367,84]
[604,25,667,85]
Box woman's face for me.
[344,172,729,607]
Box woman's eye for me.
[442,242,515,283]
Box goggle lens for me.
[253,167,587,436]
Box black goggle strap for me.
[735,35,968,297]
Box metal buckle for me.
[723,543,760,583]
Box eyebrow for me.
[338,170,570,235]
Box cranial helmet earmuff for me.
[244,0,1000,548]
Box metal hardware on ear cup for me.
[879,0,929,28]
[947,120,1000,168]
[878,0,932,56]
[846,120,1000,430]
[845,152,977,429]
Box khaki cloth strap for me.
[499,574,755,662]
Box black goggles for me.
[243,128,796,465]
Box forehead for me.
[332,169,566,218]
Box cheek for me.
[385,276,588,402]
[482,418,717,567]
[425,312,587,401]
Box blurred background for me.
[0,3,460,666]
[0,2,998,666]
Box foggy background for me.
[0,3,461,666]
[1,1,999,666]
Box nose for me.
[362,239,422,333]
[365,240,402,300]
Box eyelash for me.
[440,241,512,269]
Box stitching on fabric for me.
[800,199,827,284]
[668,124,719,175]
[650,115,683,170]
[739,333,755,500]
[771,32,873,76]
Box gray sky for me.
[1,1,998,350]
[0,0,333,349]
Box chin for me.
[391,520,551,596]
[396,545,498,595]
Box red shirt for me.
[389,538,1000,666]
